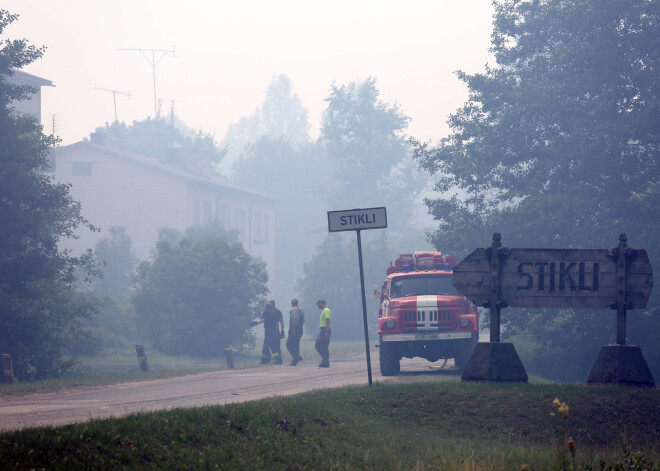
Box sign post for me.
[453,233,654,385]
[328,207,387,386]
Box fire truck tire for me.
[379,343,400,376]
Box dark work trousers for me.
[261,331,282,364]
[315,327,331,360]
[286,333,302,361]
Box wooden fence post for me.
[2,354,14,383]
[224,348,234,368]
[135,345,149,372]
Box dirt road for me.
[0,352,460,431]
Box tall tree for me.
[92,226,138,295]
[232,137,330,293]
[220,74,310,173]
[412,0,660,381]
[321,78,424,226]
[132,222,268,356]
[0,10,100,380]
[298,231,432,341]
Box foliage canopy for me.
[132,223,268,356]
[412,0,660,381]
[0,10,100,380]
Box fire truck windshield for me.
[390,275,459,298]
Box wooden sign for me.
[453,247,653,310]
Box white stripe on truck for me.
[415,295,438,330]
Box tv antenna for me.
[119,47,176,118]
[95,87,131,122]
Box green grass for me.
[1,381,658,470]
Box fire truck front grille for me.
[403,310,452,329]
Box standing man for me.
[257,300,284,364]
[315,298,332,368]
[286,298,304,366]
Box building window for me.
[72,161,92,176]
[263,214,269,241]
[239,209,246,234]
[202,202,211,224]
[220,205,227,227]
[253,212,261,240]
[194,199,200,226]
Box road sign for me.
[327,207,387,232]
[453,247,653,310]
[326,206,388,386]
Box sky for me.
[4,0,495,147]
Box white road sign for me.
[327,207,387,232]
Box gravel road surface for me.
[0,351,460,431]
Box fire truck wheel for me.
[379,343,400,376]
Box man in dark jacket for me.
[257,300,284,364]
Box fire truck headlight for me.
[459,317,471,328]
[384,318,396,329]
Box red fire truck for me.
[377,251,479,376]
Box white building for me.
[8,70,54,124]
[49,140,277,285]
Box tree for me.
[0,10,100,380]
[90,116,226,173]
[220,74,310,173]
[412,0,660,381]
[92,226,138,295]
[132,222,268,356]
[321,78,425,227]
[232,136,331,293]
[298,231,433,341]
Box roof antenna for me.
[95,87,131,123]
[119,47,176,119]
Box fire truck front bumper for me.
[380,332,473,342]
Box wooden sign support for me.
[587,234,654,386]
[454,233,654,386]
[462,233,528,383]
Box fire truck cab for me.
[377,251,479,376]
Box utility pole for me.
[119,47,176,118]
[96,88,131,122]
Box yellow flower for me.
[567,438,576,458]
[553,397,561,409]
[558,402,569,418]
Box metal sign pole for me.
[327,207,386,386]
[356,230,373,385]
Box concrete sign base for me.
[587,344,655,387]
[461,342,528,383]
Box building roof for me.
[9,70,55,87]
[56,141,276,201]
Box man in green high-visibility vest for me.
[315,298,332,368]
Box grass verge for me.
[1,381,658,470]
